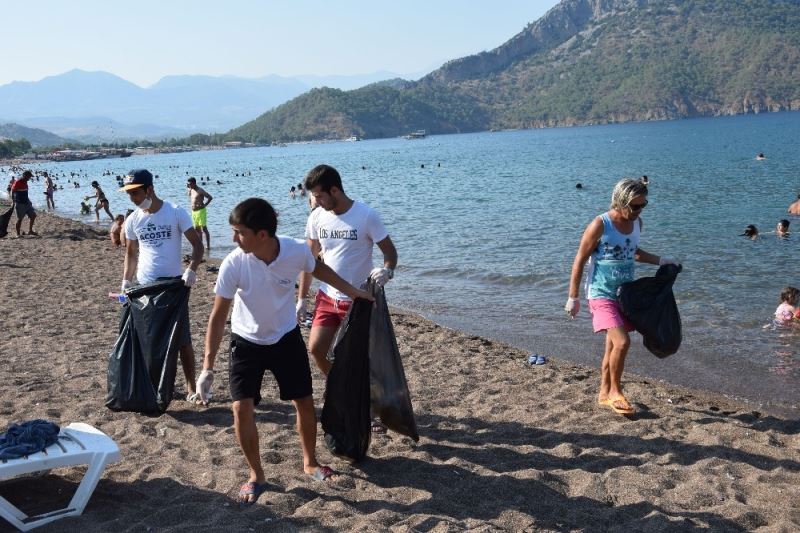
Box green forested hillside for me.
[229,0,800,143]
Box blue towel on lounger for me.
[0,420,61,461]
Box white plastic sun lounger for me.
[0,422,121,531]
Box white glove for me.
[370,267,394,287]
[196,369,214,405]
[659,257,680,266]
[295,298,306,323]
[121,279,132,293]
[565,297,580,318]
[182,268,197,287]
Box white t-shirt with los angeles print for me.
[305,200,389,301]
[215,236,316,345]
[124,201,193,284]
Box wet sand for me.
[1,205,798,532]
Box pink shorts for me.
[588,298,635,333]
[311,290,352,328]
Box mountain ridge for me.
[228,0,800,143]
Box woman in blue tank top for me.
[566,178,679,415]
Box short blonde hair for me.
[610,178,648,211]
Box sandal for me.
[238,481,269,506]
[599,395,635,415]
[308,465,337,482]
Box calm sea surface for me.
[10,112,800,413]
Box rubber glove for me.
[565,297,580,318]
[181,268,197,287]
[196,369,214,405]
[369,267,394,287]
[295,298,306,323]
[121,279,132,293]
[659,257,680,267]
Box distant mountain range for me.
[0,69,413,141]
[228,0,800,143]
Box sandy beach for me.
[1,204,798,532]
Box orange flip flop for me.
[598,396,635,415]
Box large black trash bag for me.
[0,205,13,238]
[368,280,419,442]
[618,264,682,358]
[106,278,190,413]
[321,297,373,462]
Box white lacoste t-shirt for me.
[305,201,388,301]
[124,201,193,284]
[215,236,316,345]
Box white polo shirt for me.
[215,236,316,345]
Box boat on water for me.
[346,135,361,142]
[404,129,427,139]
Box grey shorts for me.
[15,202,35,219]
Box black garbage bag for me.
[321,296,373,462]
[368,281,419,442]
[106,278,190,413]
[0,205,13,238]
[618,264,682,358]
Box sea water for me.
[18,112,800,412]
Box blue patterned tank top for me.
[585,212,640,300]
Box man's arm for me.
[312,260,373,302]
[298,238,321,300]
[200,188,213,208]
[203,296,233,371]
[376,236,398,271]
[123,238,139,283]
[183,228,204,271]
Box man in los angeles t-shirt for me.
[298,164,398,377]
[120,168,204,402]
[198,197,372,505]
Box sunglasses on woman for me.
[629,201,648,211]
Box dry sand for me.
[1,205,798,532]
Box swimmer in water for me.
[774,286,800,326]
[740,224,758,240]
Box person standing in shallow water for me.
[565,178,680,415]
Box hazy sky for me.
[2,0,560,87]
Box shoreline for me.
[7,200,800,418]
[1,207,799,530]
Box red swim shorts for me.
[312,290,352,329]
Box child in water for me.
[774,286,800,326]
[109,214,126,248]
[79,201,91,215]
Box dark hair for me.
[229,197,277,236]
[741,224,758,237]
[779,219,790,228]
[91,180,99,187]
[22,170,33,179]
[780,286,800,305]
[304,164,343,193]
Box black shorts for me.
[228,327,312,404]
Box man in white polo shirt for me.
[197,197,372,506]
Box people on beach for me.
[11,170,37,237]
[119,168,204,401]
[79,201,91,215]
[788,194,800,215]
[186,177,213,250]
[197,197,373,505]
[298,164,398,432]
[776,219,790,237]
[741,224,759,240]
[566,178,679,415]
[109,214,126,248]
[43,172,55,210]
[774,286,800,326]
[85,181,114,222]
